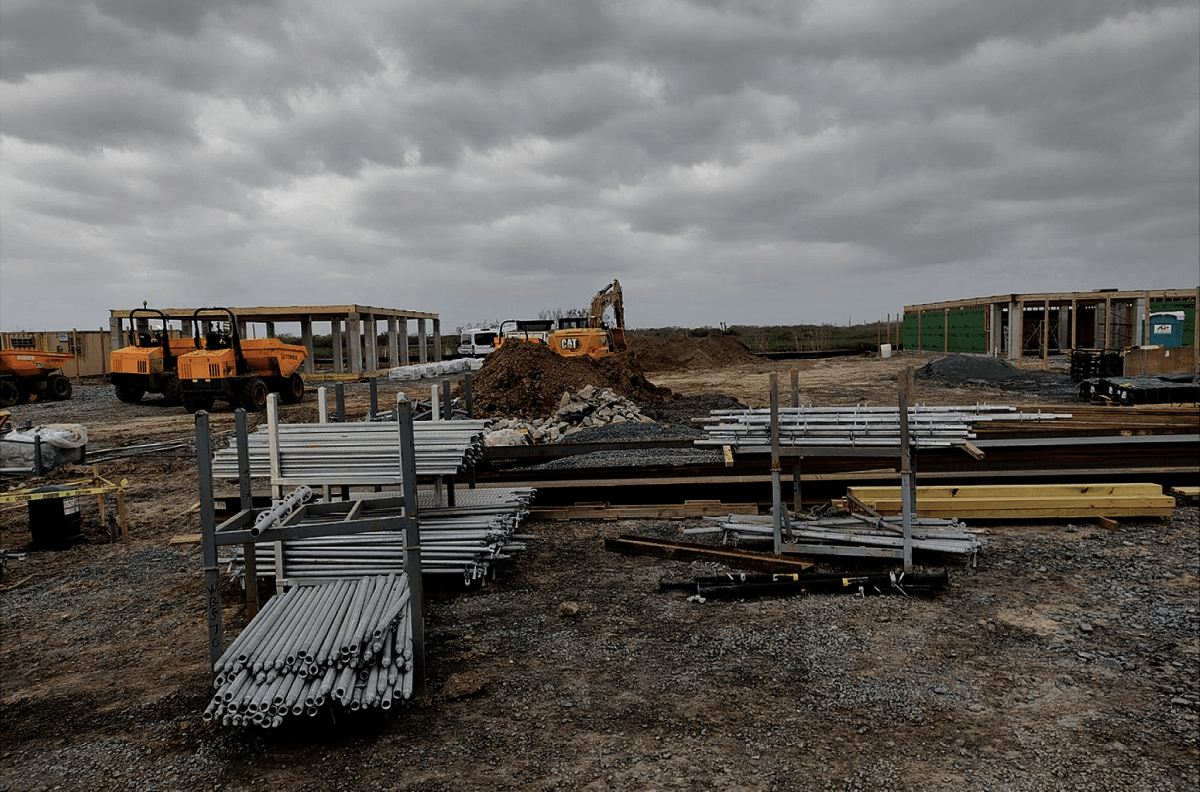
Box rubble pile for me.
[486,385,655,445]
[466,341,674,419]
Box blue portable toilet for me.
[1149,312,1184,348]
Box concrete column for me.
[399,319,410,367]
[387,317,399,369]
[1009,300,1022,361]
[265,321,276,338]
[301,318,315,374]
[432,318,442,362]
[331,320,344,373]
[417,319,428,364]
[237,320,248,339]
[365,314,378,373]
[347,313,363,375]
[109,316,124,352]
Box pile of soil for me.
[627,335,761,372]
[466,342,675,419]
[915,354,1032,382]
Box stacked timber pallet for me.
[843,483,1177,520]
[204,574,414,728]
[696,514,986,562]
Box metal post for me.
[196,410,225,673]
[369,377,379,419]
[790,369,801,517]
[32,433,43,476]
[441,378,452,421]
[235,409,259,618]
[464,373,473,419]
[898,376,913,573]
[335,382,346,423]
[396,394,426,697]
[769,373,783,554]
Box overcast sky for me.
[2,0,1197,334]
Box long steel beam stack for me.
[695,405,1070,452]
[208,421,489,482]
[223,487,537,585]
[203,574,414,728]
[695,513,986,561]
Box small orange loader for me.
[176,307,308,413]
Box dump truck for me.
[497,280,629,358]
[0,349,74,407]
[175,308,308,413]
[109,308,196,404]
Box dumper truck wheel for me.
[183,394,215,414]
[0,381,18,408]
[280,373,305,405]
[240,378,269,412]
[115,385,145,403]
[161,376,183,406]
[47,375,72,401]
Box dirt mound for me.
[916,354,1031,382]
[467,342,675,419]
[627,335,761,372]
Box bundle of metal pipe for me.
[660,569,951,598]
[208,421,489,481]
[695,405,1070,451]
[697,514,987,558]
[223,487,536,585]
[202,574,414,728]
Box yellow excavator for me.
[498,280,628,359]
[176,308,308,413]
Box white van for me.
[458,328,498,357]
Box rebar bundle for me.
[695,404,1070,451]
[202,575,414,728]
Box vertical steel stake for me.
[196,410,225,673]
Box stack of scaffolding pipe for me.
[695,405,1070,452]
[208,421,489,481]
[700,513,987,557]
[203,574,413,728]
[223,487,536,584]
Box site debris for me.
[1,338,1197,792]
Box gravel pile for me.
[916,355,1081,401]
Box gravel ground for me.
[1,355,1198,791]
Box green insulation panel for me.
[901,308,986,353]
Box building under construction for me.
[901,288,1198,368]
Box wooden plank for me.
[169,533,202,545]
[1097,517,1120,531]
[855,504,1174,519]
[848,483,1168,499]
[605,535,814,572]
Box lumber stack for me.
[844,483,1176,520]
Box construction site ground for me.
[1,338,1197,792]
